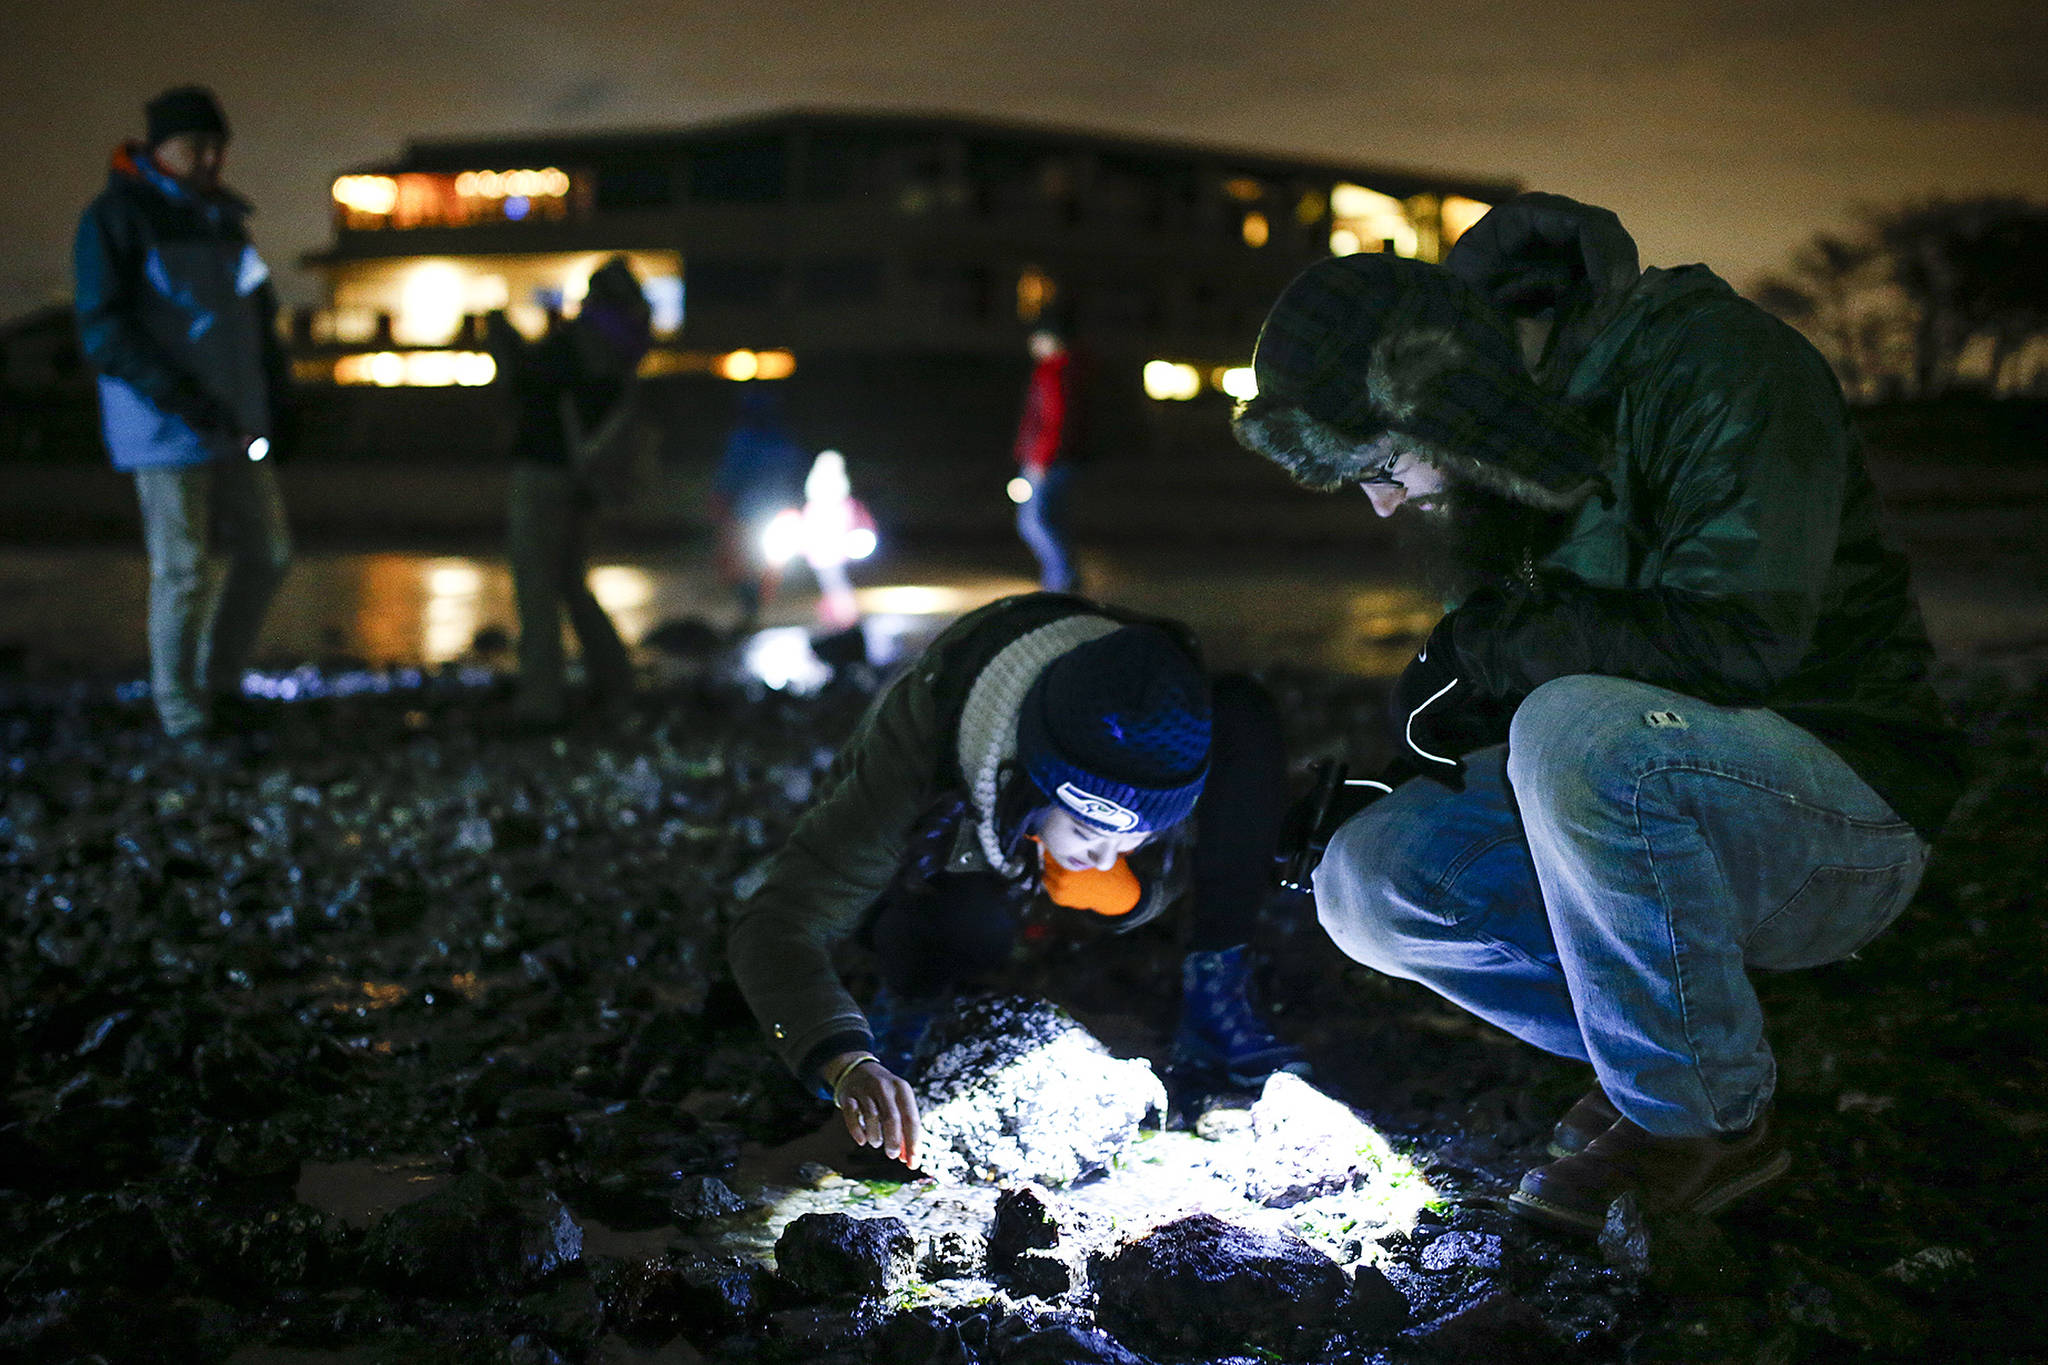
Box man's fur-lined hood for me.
[1233,198,1639,513]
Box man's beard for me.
[1397,478,1573,602]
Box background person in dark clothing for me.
[488,257,651,727]
[72,85,293,741]
[1234,194,1968,1235]
[711,385,811,632]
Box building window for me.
[595,159,674,212]
[799,257,883,307]
[803,129,888,202]
[688,136,788,204]
[687,259,786,309]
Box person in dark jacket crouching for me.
[1232,193,1967,1234]
[73,86,293,740]
[727,593,1304,1168]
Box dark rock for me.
[873,1308,973,1365]
[597,1253,762,1340]
[763,1301,884,1359]
[1004,1246,1079,1300]
[996,1321,1150,1364]
[773,1211,915,1299]
[360,1171,582,1299]
[1407,1291,1560,1364]
[1596,1191,1651,1278]
[10,1199,174,1293]
[670,1174,749,1223]
[1598,1199,1745,1296]
[1345,1262,1412,1338]
[1771,1244,1927,1353]
[1093,1211,1350,1359]
[1419,1229,1506,1276]
[919,1228,988,1281]
[913,996,1164,1186]
[987,1184,1061,1272]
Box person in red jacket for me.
[1012,327,1081,591]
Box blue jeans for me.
[1016,463,1076,593]
[134,457,293,737]
[1315,675,1929,1137]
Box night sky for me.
[6,1,2046,321]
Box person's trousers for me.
[1313,674,1929,1137]
[133,458,293,737]
[870,673,1289,993]
[1016,463,1077,593]
[507,462,632,720]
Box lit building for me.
[299,110,1516,467]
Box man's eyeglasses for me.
[1357,444,1405,489]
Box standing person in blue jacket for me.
[73,86,293,741]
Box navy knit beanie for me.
[146,86,229,148]
[1016,626,1211,835]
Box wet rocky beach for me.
[3,650,2046,1364]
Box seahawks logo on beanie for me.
[1054,782,1142,833]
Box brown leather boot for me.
[1509,1105,1789,1235]
[1547,1087,1621,1158]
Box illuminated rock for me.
[1240,1070,1404,1206]
[773,1212,915,1298]
[911,996,1165,1187]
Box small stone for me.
[1004,1246,1078,1300]
[987,1184,1061,1272]
[773,1212,915,1299]
[917,1228,986,1281]
[1345,1262,1412,1338]
[668,1175,748,1224]
[1419,1229,1506,1275]
[360,1172,581,1300]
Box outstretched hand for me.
[823,1052,921,1168]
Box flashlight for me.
[246,436,270,462]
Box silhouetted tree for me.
[1754,196,2048,399]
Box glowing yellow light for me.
[1142,360,1202,402]
[393,261,466,346]
[1017,266,1055,323]
[1222,176,1264,203]
[453,352,497,386]
[855,584,981,615]
[753,349,796,380]
[455,168,569,200]
[1241,211,1270,248]
[368,352,405,387]
[1329,227,1363,257]
[332,175,399,215]
[454,171,478,196]
[1442,195,1493,246]
[718,350,761,381]
[1218,366,1258,401]
[426,561,483,597]
[1007,476,1033,505]
[1295,188,1326,226]
[589,565,655,612]
[1329,182,1419,257]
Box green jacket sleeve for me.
[725,665,944,1077]
[1449,301,1848,707]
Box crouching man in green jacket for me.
[727,593,1303,1168]
[1232,194,1966,1233]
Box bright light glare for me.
[753,350,796,380]
[1142,360,1202,402]
[246,436,270,462]
[368,352,405,388]
[1329,182,1419,258]
[845,528,878,561]
[394,262,466,346]
[332,351,495,387]
[426,561,483,597]
[1218,367,1258,401]
[332,175,398,215]
[1329,227,1363,256]
[742,626,832,693]
[1241,211,1270,248]
[761,509,804,567]
[1007,476,1033,505]
[718,350,761,381]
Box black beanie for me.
[146,86,229,148]
[1015,626,1211,835]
